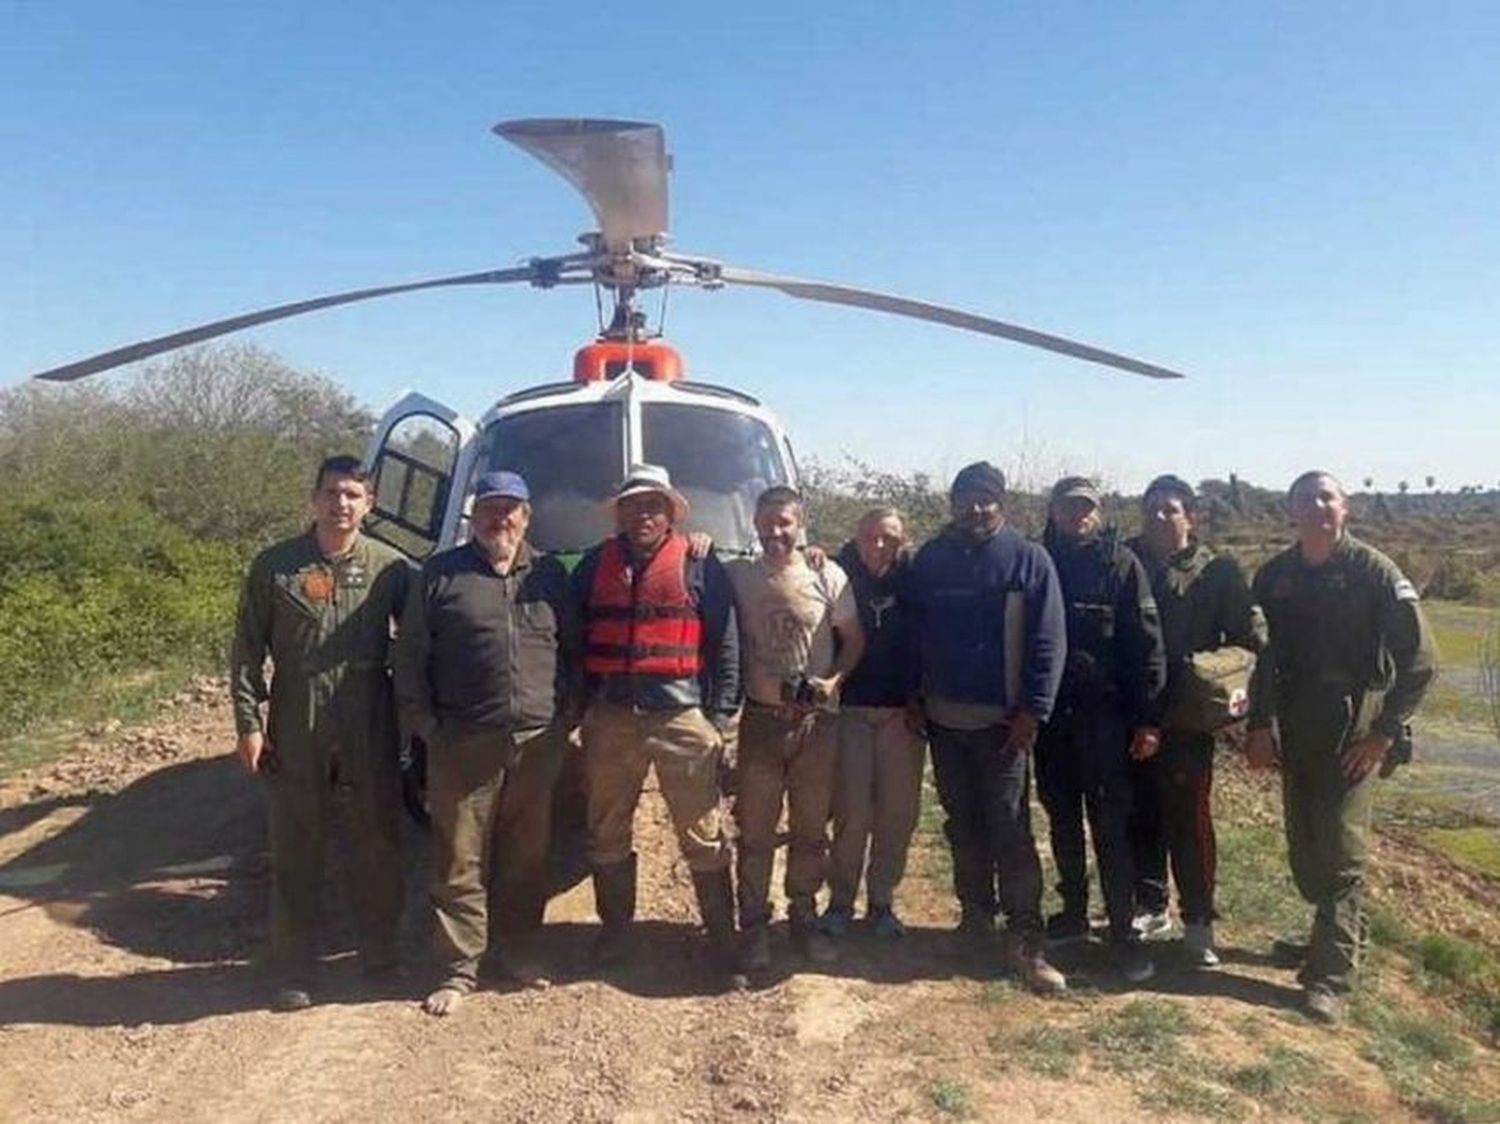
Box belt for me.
[746,698,821,722]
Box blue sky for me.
[4,2,1497,493]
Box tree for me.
[125,344,370,445]
[0,344,375,544]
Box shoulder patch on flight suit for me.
[1392,578,1419,602]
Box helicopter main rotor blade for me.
[30,266,537,382]
[494,118,669,251]
[714,265,1186,381]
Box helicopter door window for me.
[368,414,461,558]
[641,403,790,554]
[476,402,624,555]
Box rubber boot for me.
[589,854,637,968]
[691,868,747,990]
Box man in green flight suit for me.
[1246,470,1437,1024]
[230,454,413,1012]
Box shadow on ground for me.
[0,755,438,1026]
[0,753,1307,1026]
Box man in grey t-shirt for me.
[726,486,864,974]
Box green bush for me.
[0,344,374,738]
[0,496,242,730]
[1424,555,1499,605]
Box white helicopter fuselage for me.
[365,368,799,559]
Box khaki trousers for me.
[428,724,562,984]
[829,705,926,912]
[735,704,838,928]
[581,702,728,872]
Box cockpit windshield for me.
[476,402,624,553]
[642,402,790,554]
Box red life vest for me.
[585,533,704,678]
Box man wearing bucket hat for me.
[1036,475,1166,985]
[573,464,743,985]
[394,469,581,1016]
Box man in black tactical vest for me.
[1035,476,1167,985]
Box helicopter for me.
[31,117,1184,557]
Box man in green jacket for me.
[230,454,413,1012]
[1246,470,1437,1024]
[1127,474,1265,968]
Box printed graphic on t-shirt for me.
[726,557,857,705]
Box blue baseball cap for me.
[472,470,530,503]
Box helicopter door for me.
[364,392,479,560]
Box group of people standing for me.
[230,455,1435,1028]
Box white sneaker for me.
[1133,910,1173,939]
[1183,922,1220,968]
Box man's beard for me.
[476,531,516,561]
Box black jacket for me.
[836,542,916,708]
[394,540,580,738]
[1042,525,1167,727]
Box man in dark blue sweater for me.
[908,462,1069,994]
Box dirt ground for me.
[0,684,1493,1122]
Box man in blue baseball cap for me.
[394,468,583,1015]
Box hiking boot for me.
[588,854,637,968]
[1045,910,1092,947]
[270,985,312,1013]
[1182,922,1220,969]
[942,908,996,957]
[1113,940,1156,985]
[819,904,855,938]
[1133,909,1173,939]
[1005,935,1068,995]
[869,905,907,939]
[792,921,839,966]
[1272,935,1311,968]
[1303,984,1344,1026]
[691,868,748,990]
[739,923,772,975]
